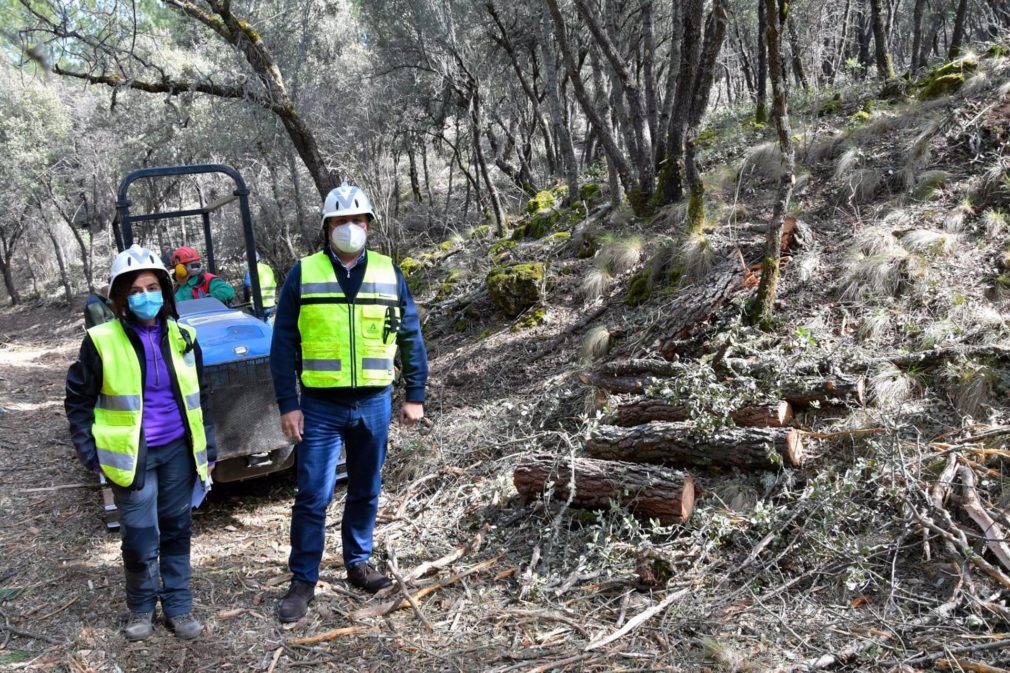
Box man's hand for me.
[399,402,424,427]
[281,410,304,444]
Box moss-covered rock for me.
[548,231,572,243]
[438,240,456,252]
[526,190,557,214]
[626,270,651,306]
[550,184,570,202]
[398,256,422,278]
[513,306,547,330]
[850,110,872,123]
[435,268,462,300]
[817,94,842,117]
[526,209,562,239]
[917,57,978,99]
[486,263,545,318]
[489,239,517,263]
[467,224,491,239]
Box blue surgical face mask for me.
[128,290,164,321]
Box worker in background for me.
[171,246,235,305]
[243,252,277,317]
[83,284,114,328]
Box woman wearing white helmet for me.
[65,244,217,641]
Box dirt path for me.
[0,301,505,672]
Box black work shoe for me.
[124,610,155,641]
[166,612,202,640]
[346,561,393,593]
[278,580,315,623]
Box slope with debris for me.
[1,48,1010,672]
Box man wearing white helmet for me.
[270,181,428,622]
[65,244,216,641]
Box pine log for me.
[958,465,1010,575]
[653,259,758,359]
[593,359,689,378]
[611,400,794,428]
[579,372,655,394]
[779,375,865,407]
[586,422,803,469]
[513,453,694,524]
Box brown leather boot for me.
[346,562,393,593]
[278,580,315,622]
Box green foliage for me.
[817,94,843,117]
[485,263,545,318]
[579,182,602,203]
[986,44,1009,58]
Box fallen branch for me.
[584,587,690,651]
[895,636,1010,669]
[377,524,489,595]
[937,659,1010,673]
[288,625,377,646]
[958,465,1010,574]
[0,622,62,644]
[386,551,433,631]
[349,557,500,621]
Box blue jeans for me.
[111,437,195,617]
[289,390,391,584]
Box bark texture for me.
[513,453,695,524]
[586,422,804,469]
[610,401,794,428]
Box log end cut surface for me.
[784,429,804,466]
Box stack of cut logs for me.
[514,357,864,525]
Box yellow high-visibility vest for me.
[88,319,208,487]
[297,250,400,388]
[257,261,276,308]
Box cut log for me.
[780,215,813,252]
[779,375,865,407]
[593,359,689,378]
[579,372,656,394]
[958,465,1010,575]
[653,259,758,359]
[586,422,804,469]
[611,400,794,428]
[513,453,695,524]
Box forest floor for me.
[5,49,1010,673]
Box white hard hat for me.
[109,243,169,288]
[321,181,375,226]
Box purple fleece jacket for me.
[133,322,186,448]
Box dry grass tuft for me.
[901,229,960,255]
[679,230,715,283]
[998,79,1010,100]
[740,141,785,182]
[913,169,953,200]
[845,168,884,204]
[946,361,996,420]
[841,230,912,300]
[834,147,861,181]
[870,363,922,409]
[598,234,643,275]
[857,309,891,343]
[795,250,822,284]
[701,637,753,673]
[918,318,957,349]
[580,266,613,303]
[962,71,990,98]
[983,209,1008,238]
[581,325,611,361]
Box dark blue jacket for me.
[270,247,427,414]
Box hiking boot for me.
[124,610,154,641]
[278,580,315,623]
[166,612,202,640]
[346,561,393,593]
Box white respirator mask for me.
[330,223,367,254]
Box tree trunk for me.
[611,400,794,428]
[545,0,637,207]
[407,140,423,203]
[45,227,74,303]
[948,0,970,58]
[641,0,660,154]
[586,422,804,469]
[656,0,683,167]
[748,0,796,328]
[786,14,809,91]
[470,96,505,236]
[756,0,769,123]
[536,5,580,205]
[868,0,896,78]
[0,253,19,305]
[513,453,695,524]
[910,0,927,71]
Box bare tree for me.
[749,0,795,328]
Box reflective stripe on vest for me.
[297,250,401,388]
[257,262,277,308]
[88,319,209,488]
